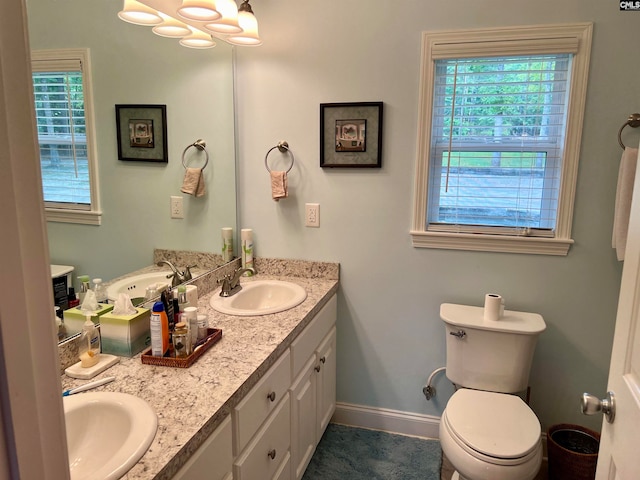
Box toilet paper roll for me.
[186,284,198,308]
[484,294,503,321]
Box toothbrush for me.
[62,376,115,397]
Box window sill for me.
[45,208,102,226]
[410,230,573,255]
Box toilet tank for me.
[440,303,546,393]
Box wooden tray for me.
[141,328,222,368]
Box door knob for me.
[581,391,615,423]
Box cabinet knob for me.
[267,449,276,460]
[314,365,321,372]
[267,391,276,402]
[320,356,326,364]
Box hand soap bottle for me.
[78,316,100,368]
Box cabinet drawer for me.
[234,392,291,480]
[290,295,337,378]
[234,349,291,453]
[173,416,233,480]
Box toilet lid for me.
[446,389,541,459]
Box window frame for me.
[411,23,593,255]
[31,48,101,225]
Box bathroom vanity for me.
[60,259,339,480]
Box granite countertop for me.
[61,262,339,480]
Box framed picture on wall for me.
[320,102,383,168]
[115,104,168,162]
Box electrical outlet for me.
[305,203,320,227]
[170,195,184,219]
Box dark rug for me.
[302,423,442,480]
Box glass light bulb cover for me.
[118,0,162,26]
[177,0,221,21]
[179,30,217,49]
[204,0,242,34]
[226,11,262,46]
[153,14,191,38]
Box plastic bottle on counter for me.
[150,301,169,357]
[77,275,91,304]
[78,316,100,368]
[183,306,198,346]
[92,278,107,304]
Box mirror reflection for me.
[26,0,238,342]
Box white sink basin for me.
[63,392,157,480]
[106,271,202,302]
[210,279,307,316]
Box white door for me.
[592,146,640,479]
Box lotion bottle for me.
[78,316,100,368]
[241,228,254,275]
[150,301,169,357]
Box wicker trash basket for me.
[547,424,600,480]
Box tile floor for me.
[441,455,549,480]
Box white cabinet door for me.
[173,416,233,480]
[290,355,318,480]
[316,327,336,443]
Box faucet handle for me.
[184,265,196,280]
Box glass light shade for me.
[177,0,221,21]
[179,29,217,49]
[204,0,242,34]
[118,0,163,25]
[152,13,191,38]
[226,10,262,46]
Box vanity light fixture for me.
[117,0,262,48]
[179,27,217,49]
[177,0,221,22]
[204,0,242,34]
[226,0,262,46]
[152,13,192,38]
[118,0,163,25]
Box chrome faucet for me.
[218,267,256,297]
[156,260,195,287]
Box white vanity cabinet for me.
[171,293,337,480]
[172,416,233,480]
[289,295,337,480]
[233,350,292,480]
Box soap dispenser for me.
[78,316,100,368]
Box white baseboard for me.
[331,402,441,440]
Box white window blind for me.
[31,49,100,224]
[427,54,571,236]
[32,64,90,208]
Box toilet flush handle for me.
[450,330,466,339]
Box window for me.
[31,49,101,225]
[411,24,592,255]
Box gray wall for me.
[234,0,632,431]
[27,0,236,282]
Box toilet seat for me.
[444,389,541,462]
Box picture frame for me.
[115,104,168,162]
[320,102,383,168]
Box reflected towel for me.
[270,171,288,201]
[181,167,206,197]
[613,147,639,261]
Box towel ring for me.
[618,114,640,150]
[182,139,209,169]
[265,140,295,174]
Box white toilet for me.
[439,303,546,480]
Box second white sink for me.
[210,279,307,316]
[64,391,157,480]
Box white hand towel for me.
[612,147,639,261]
[181,167,206,197]
[270,171,288,201]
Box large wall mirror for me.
[26,0,237,308]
